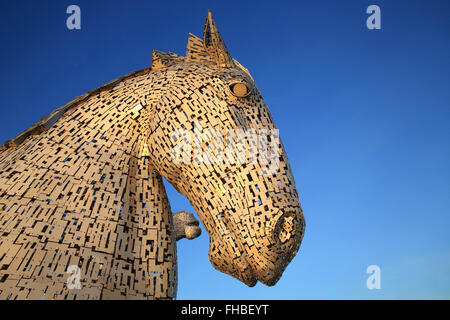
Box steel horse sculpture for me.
[0,12,305,299]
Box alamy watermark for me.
[170,121,281,175]
[366,5,381,30]
[66,5,81,30]
[366,265,381,290]
[66,265,81,289]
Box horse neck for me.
[0,70,178,299]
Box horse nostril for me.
[274,211,298,245]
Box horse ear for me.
[151,50,184,70]
[203,11,235,67]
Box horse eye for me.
[229,82,251,98]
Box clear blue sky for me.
[0,0,449,299]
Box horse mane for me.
[0,49,185,152]
[0,30,249,152]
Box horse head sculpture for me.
[148,11,305,287]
